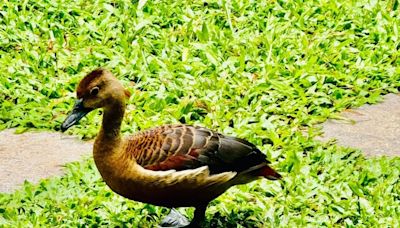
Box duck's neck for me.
[100,102,125,139]
[94,99,137,187]
[95,100,125,155]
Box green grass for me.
[1,0,400,227]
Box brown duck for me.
[61,68,281,227]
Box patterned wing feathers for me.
[125,125,277,178]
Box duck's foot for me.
[158,208,190,228]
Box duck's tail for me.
[257,165,282,180]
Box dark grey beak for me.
[61,98,93,132]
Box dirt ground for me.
[0,93,399,193]
[0,130,92,192]
[319,93,400,157]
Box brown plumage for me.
[128,125,280,179]
[61,68,281,227]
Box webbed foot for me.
[158,208,190,228]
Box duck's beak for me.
[61,98,93,132]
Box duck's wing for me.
[125,124,280,179]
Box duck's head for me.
[61,68,130,132]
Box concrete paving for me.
[0,129,92,192]
[319,93,400,156]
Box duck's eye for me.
[90,87,99,96]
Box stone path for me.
[0,93,398,193]
[0,130,92,192]
[319,93,400,156]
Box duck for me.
[61,68,281,227]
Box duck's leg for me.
[159,208,190,228]
[187,204,208,227]
[158,203,208,228]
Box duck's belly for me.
[104,176,231,207]
[94,156,238,207]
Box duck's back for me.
[125,124,280,179]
